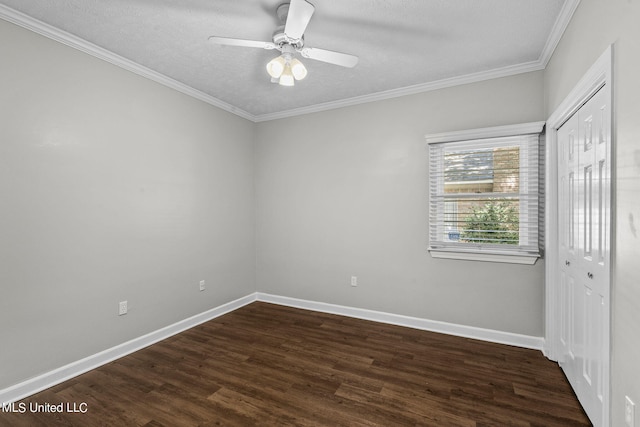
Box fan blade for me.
[208,36,276,50]
[284,0,315,41]
[300,47,359,68]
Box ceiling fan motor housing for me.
[272,25,304,50]
[209,0,358,75]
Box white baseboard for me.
[0,293,257,405]
[2,291,544,404]
[256,293,545,351]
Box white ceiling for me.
[0,0,575,121]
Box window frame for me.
[425,122,545,264]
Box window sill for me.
[428,248,540,265]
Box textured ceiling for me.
[0,0,569,120]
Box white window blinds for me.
[427,123,543,263]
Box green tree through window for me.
[460,199,519,245]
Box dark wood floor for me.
[1,302,591,426]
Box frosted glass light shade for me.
[266,56,286,78]
[290,58,307,80]
[279,63,295,86]
[267,53,307,85]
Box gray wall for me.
[255,72,546,337]
[9,2,635,413]
[544,0,640,425]
[0,20,255,389]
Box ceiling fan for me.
[208,0,359,86]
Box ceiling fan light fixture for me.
[210,0,359,88]
[290,58,307,80]
[266,55,286,78]
[279,63,295,86]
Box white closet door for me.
[557,86,610,426]
[557,112,579,382]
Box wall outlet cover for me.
[118,301,128,316]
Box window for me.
[426,122,544,264]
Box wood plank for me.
[0,302,591,426]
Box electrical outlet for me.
[626,396,635,427]
[118,300,128,316]
[199,280,206,291]
[350,276,358,287]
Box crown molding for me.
[256,0,581,123]
[254,60,545,122]
[0,4,257,122]
[539,0,581,66]
[2,1,580,123]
